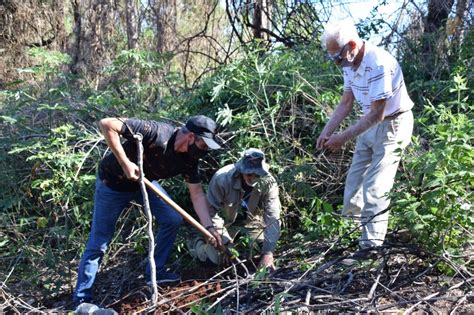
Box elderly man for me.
[317,21,414,250]
[189,148,281,270]
[74,115,222,307]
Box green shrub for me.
[391,73,473,253]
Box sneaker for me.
[73,298,93,310]
[74,302,118,315]
[147,271,181,286]
[74,302,99,314]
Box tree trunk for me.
[0,0,67,85]
[151,0,177,53]
[452,0,471,48]
[421,0,455,78]
[252,0,271,40]
[253,0,263,39]
[69,0,118,87]
[424,0,455,33]
[125,0,139,50]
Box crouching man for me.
[189,148,281,270]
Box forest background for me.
[0,0,473,313]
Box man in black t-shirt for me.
[74,115,223,307]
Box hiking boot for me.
[147,271,181,286]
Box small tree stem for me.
[134,133,158,305]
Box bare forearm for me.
[322,102,353,136]
[317,91,355,150]
[339,112,381,142]
[188,183,222,247]
[100,118,140,180]
[99,118,129,166]
[339,100,386,142]
[189,188,213,227]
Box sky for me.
[323,0,422,49]
[332,0,402,21]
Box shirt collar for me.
[353,41,368,77]
[231,165,242,190]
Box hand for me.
[258,253,275,271]
[207,227,223,248]
[323,133,345,152]
[121,160,140,181]
[316,133,330,149]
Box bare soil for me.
[3,233,473,314]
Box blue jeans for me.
[74,178,183,304]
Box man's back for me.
[99,119,200,191]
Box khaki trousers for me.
[189,224,264,265]
[343,110,414,248]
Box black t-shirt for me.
[98,119,201,191]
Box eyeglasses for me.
[327,43,348,62]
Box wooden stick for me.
[143,178,214,240]
[135,135,158,304]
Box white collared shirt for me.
[343,42,414,116]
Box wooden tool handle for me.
[143,178,214,240]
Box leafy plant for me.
[2,122,100,296]
[18,48,71,82]
[391,73,473,253]
[190,300,223,315]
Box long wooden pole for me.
[143,178,214,240]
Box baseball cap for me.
[185,115,221,149]
[235,148,269,176]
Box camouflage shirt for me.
[98,119,201,191]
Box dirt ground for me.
[3,235,473,314]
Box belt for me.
[384,110,409,121]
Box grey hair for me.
[321,20,360,50]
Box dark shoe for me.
[147,271,181,286]
[353,247,379,259]
[340,247,380,266]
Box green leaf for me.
[0,115,17,124]
[413,223,425,230]
[228,247,239,259]
[36,217,48,229]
